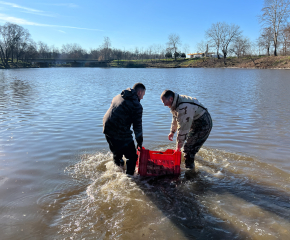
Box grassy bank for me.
[0,60,37,69]
[110,56,290,69]
[2,56,290,69]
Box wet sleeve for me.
[176,105,194,149]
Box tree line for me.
[197,0,290,61]
[1,0,290,68]
[0,23,188,68]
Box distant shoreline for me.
[2,56,290,70]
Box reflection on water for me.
[1,68,290,239]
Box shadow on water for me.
[132,162,290,240]
[133,172,250,239]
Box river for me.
[1,67,290,239]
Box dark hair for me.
[133,83,146,92]
[160,90,175,99]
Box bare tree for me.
[280,23,290,54]
[24,42,38,60]
[231,36,251,58]
[167,33,181,60]
[258,27,274,55]
[159,46,166,59]
[155,44,163,60]
[220,23,242,61]
[259,0,290,56]
[206,22,241,63]
[70,43,86,59]
[205,22,223,59]
[147,45,153,60]
[112,48,123,64]
[247,42,261,68]
[196,40,208,53]
[61,43,72,58]
[13,29,30,62]
[50,45,60,59]
[183,43,190,56]
[0,22,28,68]
[89,48,100,60]
[60,43,86,59]
[38,41,50,58]
[15,32,33,62]
[101,36,111,60]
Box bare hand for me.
[168,132,174,141]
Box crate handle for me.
[153,152,163,154]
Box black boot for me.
[186,162,195,169]
[126,159,136,175]
[185,155,195,169]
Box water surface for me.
[1,68,290,239]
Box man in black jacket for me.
[103,83,146,175]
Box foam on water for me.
[54,151,188,239]
[50,146,290,239]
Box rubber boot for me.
[126,159,136,175]
[184,155,195,169]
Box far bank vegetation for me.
[1,0,290,69]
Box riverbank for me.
[2,56,290,69]
[110,56,290,69]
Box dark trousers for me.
[183,111,213,165]
[105,135,137,175]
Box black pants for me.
[183,111,212,165]
[105,135,137,175]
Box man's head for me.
[133,83,146,100]
[160,90,175,108]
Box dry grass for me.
[178,56,290,69]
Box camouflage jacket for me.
[103,88,143,141]
[170,93,207,148]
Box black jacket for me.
[103,88,143,142]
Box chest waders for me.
[176,95,211,169]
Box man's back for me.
[103,88,143,141]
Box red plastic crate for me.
[136,147,181,176]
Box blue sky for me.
[0,0,264,53]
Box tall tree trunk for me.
[0,47,10,68]
[274,45,277,56]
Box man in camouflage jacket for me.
[103,83,146,175]
[161,90,212,169]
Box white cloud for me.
[0,1,56,17]
[0,14,102,31]
[0,1,42,13]
[58,30,66,33]
[50,3,78,8]
[20,11,56,17]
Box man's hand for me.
[136,136,143,150]
[168,132,174,141]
